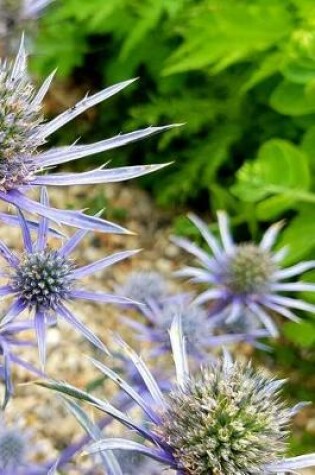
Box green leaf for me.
[232,139,311,205]
[301,125,315,171]
[283,321,315,347]
[282,58,315,85]
[256,194,297,221]
[270,80,315,116]
[277,209,315,264]
[163,1,292,75]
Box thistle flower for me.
[0,189,141,368]
[0,37,178,234]
[42,316,315,475]
[124,298,267,359]
[119,271,168,306]
[172,212,315,337]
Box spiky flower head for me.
[11,249,74,310]
[158,361,289,475]
[0,37,178,235]
[0,427,26,469]
[0,192,141,368]
[172,212,315,337]
[0,416,50,474]
[65,316,315,475]
[120,271,167,305]
[219,243,276,295]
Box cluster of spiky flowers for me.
[0,29,314,475]
[172,212,315,337]
[40,315,315,474]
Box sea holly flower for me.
[119,271,168,306]
[0,189,141,368]
[42,316,315,475]
[123,298,268,359]
[0,415,47,474]
[0,37,178,234]
[172,212,315,337]
[0,319,43,407]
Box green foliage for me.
[33,0,315,346]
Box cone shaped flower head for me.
[172,212,315,337]
[46,316,315,474]
[0,37,178,234]
[0,188,142,368]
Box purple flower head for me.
[0,318,42,407]
[0,189,142,369]
[172,211,315,337]
[0,37,179,234]
[52,316,315,475]
[119,271,168,306]
[124,298,267,360]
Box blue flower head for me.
[172,212,315,337]
[0,189,141,369]
[80,316,315,475]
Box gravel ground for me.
[0,184,314,474]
